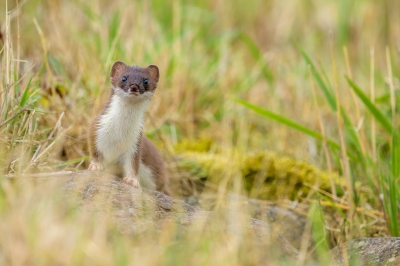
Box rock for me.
[185,194,308,250]
[331,237,400,266]
[62,171,299,259]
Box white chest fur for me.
[96,94,150,163]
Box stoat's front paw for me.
[88,161,104,171]
[123,177,141,188]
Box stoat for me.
[88,61,170,195]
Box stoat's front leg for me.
[88,119,104,171]
[88,158,104,171]
[123,176,140,188]
[122,150,141,188]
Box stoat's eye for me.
[122,76,127,82]
[143,79,149,85]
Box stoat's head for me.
[110,61,159,100]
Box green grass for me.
[238,47,399,238]
[1,0,399,264]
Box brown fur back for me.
[140,135,171,196]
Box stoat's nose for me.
[129,84,139,93]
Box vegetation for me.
[0,0,399,265]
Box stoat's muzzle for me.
[129,84,145,95]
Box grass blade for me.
[235,98,341,150]
[300,49,336,110]
[55,156,90,167]
[237,33,274,83]
[389,130,399,236]
[109,11,120,50]
[301,49,364,161]
[346,76,393,134]
[19,76,33,107]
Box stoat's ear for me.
[110,61,127,79]
[147,65,159,83]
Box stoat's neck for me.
[106,93,150,122]
[96,93,151,162]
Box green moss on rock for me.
[174,137,214,153]
[174,138,344,200]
